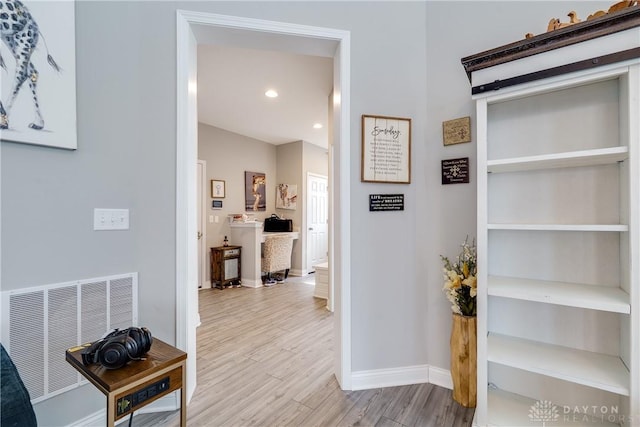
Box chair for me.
[1,344,37,427]
[261,236,293,285]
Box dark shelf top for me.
[461,6,640,82]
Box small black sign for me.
[442,157,470,184]
[369,194,404,212]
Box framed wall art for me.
[276,184,297,210]
[361,115,411,184]
[245,171,266,212]
[211,180,225,198]
[443,116,471,146]
[0,0,77,149]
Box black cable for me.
[128,412,134,427]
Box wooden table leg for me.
[107,393,115,427]
[180,363,187,427]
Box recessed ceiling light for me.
[265,89,278,98]
[313,123,323,129]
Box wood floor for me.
[133,276,475,427]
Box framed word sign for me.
[442,157,470,184]
[369,194,404,212]
[361,115,411,184]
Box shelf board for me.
[488,276,630,314]
[486,388,620,427]
[487,146,628,173]
[488,223,628,232]
[488,333,629,395]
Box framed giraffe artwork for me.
[245,171,266,212]
[0,0,77,150]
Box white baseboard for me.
[351,365,452,391]
[67,393,179,427]
[428,365,453,390]
[351,365,429,390]
[240,278,262,288]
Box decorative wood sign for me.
[369,194,405,212]
[361,115,411,184]
[443,117,471,146]
[442,157,470,184]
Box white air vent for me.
[1,273,137,403]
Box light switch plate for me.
[94,208,129,230]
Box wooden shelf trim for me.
[488,333,630,395]
[487,146,628,173]
[488,275,630,314]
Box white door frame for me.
[176,11,352,400]
[197,159,207,290]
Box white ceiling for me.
[197,44,334,148]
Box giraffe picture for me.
[245,171,266,212]
[0,0,77,149]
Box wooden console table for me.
[66,338,187,427]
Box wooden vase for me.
[450,313,477,408]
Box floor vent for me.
[1,273,138,403]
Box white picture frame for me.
[276,184,297,210]
[0,0,77,149]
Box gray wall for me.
[275,141,304,271]
[0,1,611,424]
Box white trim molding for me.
[428,366,454,390]
[351,365,452,391]
[176,9,352,397]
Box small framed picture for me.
[211,180,225,198]
[443,117,471,146]
[212,200,223,209]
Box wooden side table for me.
[210,245,242,289]
[66,338,187,427]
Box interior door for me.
[307,173,328,270]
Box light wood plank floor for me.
[133,276,474,427]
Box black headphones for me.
[81,327,153,369]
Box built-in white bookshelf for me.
[488,276,630,314]
[464,10,640,426]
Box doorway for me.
[176,11,353,401]
[307,173,328,270]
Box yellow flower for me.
[462,274,477,289]
[446,270,462,289]
[462,262,469,277]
